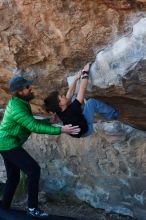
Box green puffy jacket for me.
[0,96,61,151]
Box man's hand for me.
[61,124,80,135]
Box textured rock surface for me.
[1,121,146,219]
[0,0,146,125]
[1,1,146,220]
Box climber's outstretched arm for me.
[76,63,90,104]
[66,71,82,100]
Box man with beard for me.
[0,75,80,218]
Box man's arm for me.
[10,102,80,135]
[76,63,90,104]
[66,71,82,100]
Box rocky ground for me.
[12,192,137,220]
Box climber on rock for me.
[44,63,120,138]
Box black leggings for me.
[0,147,40,208]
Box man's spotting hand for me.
[61,124,81,135]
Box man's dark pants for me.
[0,146,40,209]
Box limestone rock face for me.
[1,1,146,219]
[1,121,146,219]
[0,0,146,124]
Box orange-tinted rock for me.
[0,0,146,128]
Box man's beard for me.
[17,92,35,101]
[24,92,35,101]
